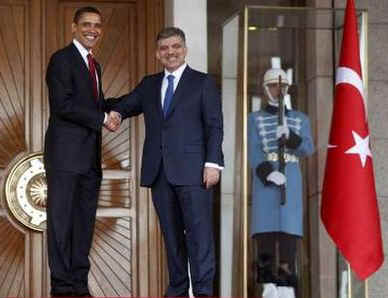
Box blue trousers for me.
[151,164,215,297]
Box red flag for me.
[321,0,384,280]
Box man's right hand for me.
[104,111,122,132]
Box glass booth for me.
[220,5,368,298]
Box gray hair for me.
[156,27,186,44]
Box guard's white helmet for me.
[263,68,289,87]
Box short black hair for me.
[73,6,102,24]
[156,27,186,44]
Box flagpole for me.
[347,263,351,298]
[346,9,369,298]
[242,6,249,298]
[361,9,369,298]
[360,10,368,95]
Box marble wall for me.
[304,2,336,297]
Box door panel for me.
[0,218,25,297]
[91,218,132,296]
[0,3,26,167]
[0,2,27,296]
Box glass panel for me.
[246,9,320,297]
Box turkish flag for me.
[321,0,384,280]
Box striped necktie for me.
[87,54,98,100]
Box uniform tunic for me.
[248,105,314,237]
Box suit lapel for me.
[95,62,103,101]
[165,66,192,118]
[69,43,99,102]
[70,43,90,78]
[155,72,164,118]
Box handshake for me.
[104,111,122,132]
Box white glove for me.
[278,286,295,298]
[263,283,279,298]
[267,171,286,186]
[276,124,290,139]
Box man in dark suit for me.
[107,27,224,297]
[44,6,116,297]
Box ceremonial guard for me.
[248,60,314,297]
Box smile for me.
[85,35,97,41]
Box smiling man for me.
[106,27,224,297]
[44,6,114,297]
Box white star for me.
[345,131,372,168]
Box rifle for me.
[278,75,286,205]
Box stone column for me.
[164,0,207,72]
[305,1,337,297]
[220,14,240,298]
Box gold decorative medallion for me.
[3,152,47,231]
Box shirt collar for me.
[73,38,92,61]
[164,63,187,81]
[264,103,289,116]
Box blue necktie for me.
[163,74,175,117]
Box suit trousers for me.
[46,167,101,295]
[151,164,215,297]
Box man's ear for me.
[71,22,76,34]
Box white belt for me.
[266,152,299,163]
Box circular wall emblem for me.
[3,152,47,231]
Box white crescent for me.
[336,66,367,120]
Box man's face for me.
[72,12,102,50]
[266,83,287,101]
[156,35,187,72]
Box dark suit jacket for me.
[113,66,224,186]
[44,43,110,174]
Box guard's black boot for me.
[277,262,298,289]
[256,253,276,284]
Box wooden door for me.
[0,0,165,297]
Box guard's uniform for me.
[248,105,314,237]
